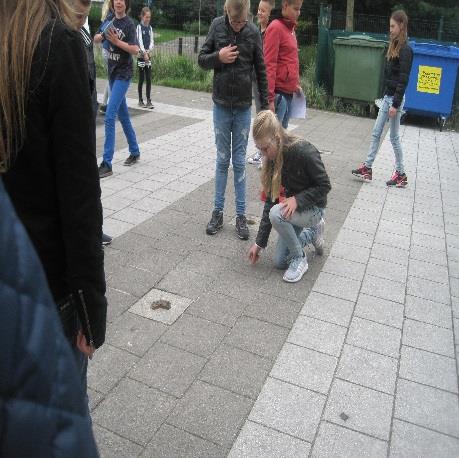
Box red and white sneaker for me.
[351,163,372,181]
[386,171,408,188]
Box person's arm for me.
[48,29,107,349]
[392,45,413,109]
[294,143,331,211]
[198,18,223,70]
[263,22,281,109]
[148,26,154,52]
[255,198,275,249]
[253,28,269,110]
[106,27,139,55]
[137,24,146,53]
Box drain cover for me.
[150,299,171,310]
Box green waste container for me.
[333,35,387,103]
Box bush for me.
[295,20,315,45]
[183,20,209,36]
[88,3,102,34]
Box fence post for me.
[178,37,183,55]
[315,3,332,89]
[194,36,199,53]
[437,16,444,42]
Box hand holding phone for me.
[219,45,239,64]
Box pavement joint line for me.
[397,376,459,396]
[402,315,453,331]
[93,421,147,448]
[393,417,459,441]
[162,422,226,450]
[292,314,348,330]
[124,375,180,400]
[324,420,390,444]
[247,418,314,445]
[351,315,404,331]
[268,374,332,399]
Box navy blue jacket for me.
[0,179,99,458]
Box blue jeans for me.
[270,204,324,268]
[275,91,293,129]
[103,79,140,166]
[213,104,251,215]
[365,95,405,174]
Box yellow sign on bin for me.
[417,65,442,94]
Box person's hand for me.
[144,52,150,61]
[219,45,239,64]
[280,196,297,219]
[248,244,262,265]
[105,27,119,46]
[388,106,397,118]
[94,33,103,44]
[76,329,95,359]
[269,101,275,113]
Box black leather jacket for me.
[384,43,413,108]
[255,140,331,248]
[199,15,268,109]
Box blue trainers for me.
[283,254,308,283]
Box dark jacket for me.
[0,179,99,458]
[3,19,107,349]
[256,140,331,248]
[198,15,269,109]
[384,42,413,108]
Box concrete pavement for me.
[89,82,459,457]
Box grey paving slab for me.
[105,311,167,357]
[390,419,459,458]
[311,421,387,458]
[403,319,455,358]
[249,377,325,442]
[360,274,406,304]
[410,243,448,266]
[412,232,446,251]
[399,346,458,393]
[92,378,176,446]
[199,344,271,399]
[354,293,404,329]
[87,344,139,394]
[160,314,229,358]
[448,244,459,263]
[451,276,459,298]
[412,221,446,239]
[93,424,144,458]
[371,242,410,267]
[374,230,411,251]
[105,287,138,324]
[395,378,459,438]
[365,257,407,284]
[450,260,459,279]
[347,316,401,358]
[329,240,371,264]
[224,316,289,360]
[129,341,207,397]
[167,380,253,448]
[312,271,361,302]
[405,294,452,329]
[337,344,398,395]
[378,218,412,238]
[300,291,355,327]
[156,267,214,300]
[271,343,338,394]
[321,256,367,282]
[88,388,104,412]
[335,227,375,249]
[288,315,347,357]
[324,379,393,440]
[142,424,225,458]
[107,264,159,298]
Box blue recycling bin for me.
[404,42,459,130]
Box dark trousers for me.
[138,65,152,101]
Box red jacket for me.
[263,18,300,103]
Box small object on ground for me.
[340,412,349,421]
[150,299,171,310]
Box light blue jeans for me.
[213,104,251,216]
[103,79,140,166]
[275,91,293,129]
[364,95,405,174]
[270,204,324,268]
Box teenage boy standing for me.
[199,0,268,240]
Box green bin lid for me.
[334,35,387,48]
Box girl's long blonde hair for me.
[386,10,408,60]
[0,0,74,172]
[252,110,301,200]
[101,0,111,20]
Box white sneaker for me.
[283,254,308,283]
[312,218,325,256]
[248,150,262,165]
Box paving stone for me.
[347,316,401,358]
[93,424,144,458]
[410,243,448,266]
[103,217,135,238]
[107,265,159,298]
[448,245,459,263]
[105,287,138,324]
[288,315,347,357]
[161,314,228,358]
[412,232,446,251]
[365,257,407,284]
[408,258,450,285]
[129,342,207,397]
[106,312,167,356]
[300,291,354,327]
[378,218,412,238]
[324,379,393,440]
[412,221,446,239]
[374,230,411,250]
[337,344,398,394]
[112,206,154,226]
[390,419,459,458]
[199,345,271,399]
[451,276,459,298]
[249,377,325,441]
[87,344,139,394]
[403,319,455,358]
[142,424,225,458]
[405,295,452,329]
[343,217,379,235]
[321,256,367,282]
[453,296,459,318]
[329,240,371,264]
[399,346,458,393]
[449,260,459,279]
[311,421,387,458]
[335,227,374,248]
[228,421,311,458]
[271,343,337,394]
[223,313,290,359]
[92,368,170,431]
[381,208,413,226]
[157,268,213,300]
[395,379,459,438]
[88,387,104,412]
[371,243,409,267]
[168,380,253,448]
[354,293,404,329]
[360,274,406,304]
[312,272,361,302]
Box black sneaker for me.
[138,99,146,108]
[98,161,112,178]
[206,210,223,235]
[124,155,139,166]
[146,100,154,109]
[102,233,112,246]
[236,215,249,240]
[99,104,107,115]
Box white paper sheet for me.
[290,89,307,119]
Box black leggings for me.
[138,65,152,101]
